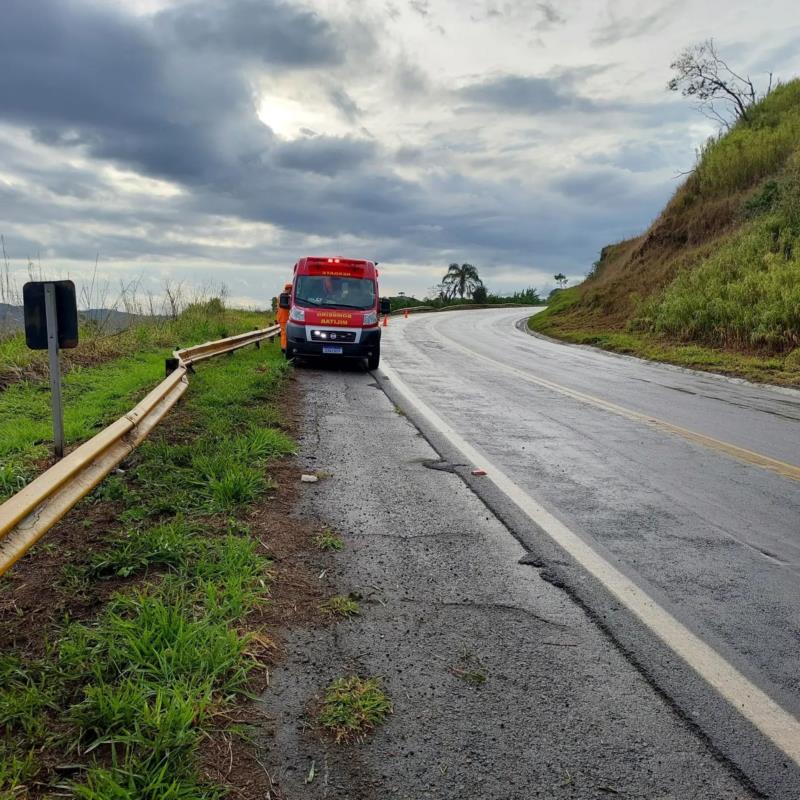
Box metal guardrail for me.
[0,324,280,576]
[389,303,534,316]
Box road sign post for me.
[23,280,78,460]
[44,283,65,457]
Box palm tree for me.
[441,263,483,300]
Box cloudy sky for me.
[1,0,798,306]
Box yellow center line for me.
[437,326,800,483]
[380,357,800,769]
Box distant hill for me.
[82,308,163,331]
[533,79,800,378]
[0,303,24,333]
[0,304,157,336]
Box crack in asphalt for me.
[439,600,569,628]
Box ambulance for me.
[278,257,390,369]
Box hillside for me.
[532,79,800,386]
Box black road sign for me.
[23,280,79,350]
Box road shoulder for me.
[257,365,756,800]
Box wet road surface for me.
[377,307,800,795]
[260,363,760,799]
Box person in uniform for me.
[276,282,293,352]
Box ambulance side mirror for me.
[279,292,291,310]
[379,298,391,315]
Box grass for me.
[634,199,800,351]
[451,667,487,686]
[320,594,360,618]
[530,81,800,383]
[314,528,345,552]
[0,298,272,389]
[0,352,166,478]
[318,676,392,743]
[530,314,798,385]
[449,649,487,687]
[0,335,293,797]
[86,519,199,578]
[692,80,800,198]
[0,300,277,502]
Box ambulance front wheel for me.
[367,346,380,370]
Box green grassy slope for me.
[0,299,272,389]
[0,343,294,797]
[0,301,274,500]
[533,80,800,386]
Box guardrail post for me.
[165,357,180,377]
[253,327,260,349]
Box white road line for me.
[425,319,800,482]
[380,357,800,768]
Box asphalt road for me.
[261,363,760,799]
[376,307,800,797]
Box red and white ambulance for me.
[279,257,390,369]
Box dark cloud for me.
[274,136,377,176]
[552,167,642,202]
[395,145,425,163]
[748,36,800,76]
[590,143,664,173]
[458,73,596,114]
[0,0,263,184]
[155,0,345,67]
[0,0,704,298]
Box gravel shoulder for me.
[257,363,756,800]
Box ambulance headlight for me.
[362,311,378,326]
[289,307,305,323]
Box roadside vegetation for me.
[0,291,393,796]
[320,594,360,618]
[0,332,294,797]
[314,527,345,552]
[0,284,271,390]
[533,61,800,386]
[389,262,543,311]
[318,676,392,743]
[0,299,273,502]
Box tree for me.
[441,263,483,300]
[553,273,568,289]
[511,287,542,304]
[471,284,488,303]
[668,39,771,128]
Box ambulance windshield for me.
[294,276,376,310]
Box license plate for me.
[322,345,343,354]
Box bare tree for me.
[668,39,772,128]
[164,280,184,320]
[1,235,12,304]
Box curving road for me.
[378,307,800,795]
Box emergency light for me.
[306,257,370,270]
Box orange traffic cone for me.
[403,308,409,320]
[383,314,388,327]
